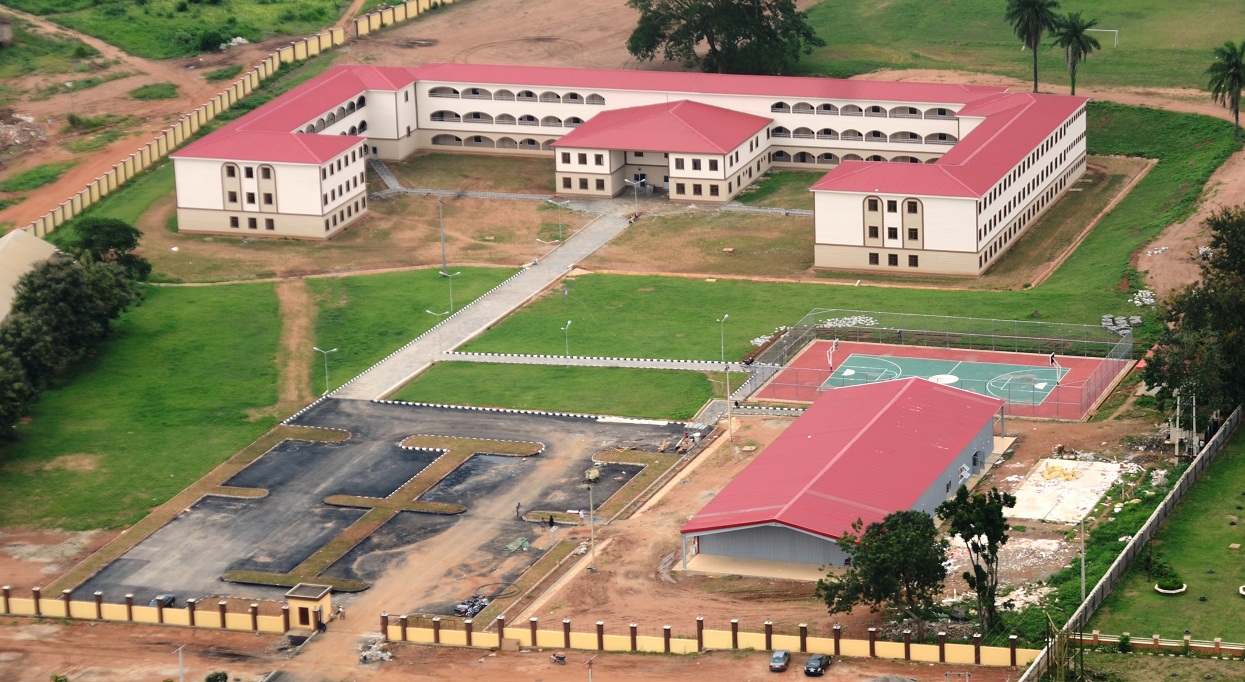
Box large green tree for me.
[936,486,1016,635]
[626,0,824,75]
[1144,206,1245,418]
[1048,11,1100,95]
[814,510,948,636]
[1005,0,1061,93]
[62,216,152,281]
[1208,40,1245,141]
[0,350,33,438]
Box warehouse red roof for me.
[553,100,769,154]
[681,378,1002,540]
[172,130,362,164]
[810,92,1087,198]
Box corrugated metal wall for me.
[699,524,847,565]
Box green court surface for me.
[821,353,1068,405]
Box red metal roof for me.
[810,92,1087,198]
[173,130,362,164]
[552,100,770,154]
[681,378,1002,541]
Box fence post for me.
[1092,629,1100,645]
[800,624,808,653]
[250,604,259,632]
[1215,638,1222,656]
[630,622,637,651]
[596,621,605,651]
[938,632,946,662]
[465,618,473,646]
[833,624,841,656]
[399,615,409,642]
[282,605,290,632]
[60,589,71,617]
[1152,633,1160,649]
[663,625,671,653]
[1010,635,1018,666]
[32,587,41,617]
[219,601,227,628]
[562,618,571,648]
[496,615,506,640]
[1,586,9,614]
[94,592,103,620]
[125,594,133,622]
[433,616,441,643]
[765,620,773,650]
[973,633,982,665]
[187,598,196,627]
[696,616,704,651]
[903,630,911,660]
[380,612,389,641]
[530,617,539,647]
[868,627,877,657]
[731,619,739,649]
[155,595,164,624]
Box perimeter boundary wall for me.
[0,585,291,634]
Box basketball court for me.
[755,339,1123,420]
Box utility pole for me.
[438,197,448,275]
[587,482,596,572]
[173,644,186,682]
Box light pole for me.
[587,482,596,572]
[173,644,185,682]
[425,309,449,354]
[312,346,337,395]
[716,314,729,363]
[441,270,461,313]
[561,320,572,365]
[622,178,641,216]
[545,198,570,241]
[437,197,448,275]
[65,81,75,117]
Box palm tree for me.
[1005,0,1061,93]
[1048,12,1100,95]
[1208,40,1245,141]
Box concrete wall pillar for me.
[125,594,133,622]
[379,612,389,641]
[432,616,441,644]
[2,586,9,614]
[663,625,671,653]
[187,598,196,627]
[94,592,103,620]
[799,624,808,653]
[596,621,605,650]
[731,619,739,649]
[496,615,505,639]
[282,605,290,632]
[250,604,259,632]
[218,601,227,628]
[765,620,773,650]
[833,624,841,656]
[32,587,41,617]
[903,630,911,660]
[868,627,876,657]
[630,622,637,651]
[1010,635,1018,666]
[938,632,946,662]
[155,595,164,624]
[530,617,539,647]
[696,616,704,651]
[60,589,71,617]
[562,618,571,648]
[465,618,473,646]
[973,633,982,665]
[399,615,409,642]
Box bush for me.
[204,673,227,682]
[1156,575,1185,591]
[1117,632,1131,653]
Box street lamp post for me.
[440,270,461,313]
[716,314,729,364]
[622,179,641,216]
[587,482,596,572]
[425,309,449,354]
[437,197,448,275]
[313,346,338,395]
[546,198,570,241]
[561,320,572,365]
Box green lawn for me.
[0,161,78,192]
[800,0,1245,91]
[1093,433,1245,642]
[1083,651,1245,681]
[735,171,822,210]
[0,283,281,530]
[308,267,517,393]
[387,153,557,194]
[0,11,100,79]
[128,82,180,100]
[392,363,714,420]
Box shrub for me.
[1117,632,1131,653]
[205,673,228,682]
[1156,575,1185,591]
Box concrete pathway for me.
[443,351,746,373]
[367,158,403,191]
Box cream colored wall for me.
[174,157,227,210]
[177,193,364,240]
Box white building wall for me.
[173,158,226,210]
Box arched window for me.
[817,103,839,115]
[497,137,518,149]
[516,90,537,102]
[538,91,560,103]
[541,140,556,150]
[303,124,314,133]
[891,156,920,163]
[565,117,584,128]
[771,126,791,138]
[792,102,814,114]
[349,125,357,135]
[924,107,956,119]
[889,131,921,143]
[518,138,539,149]
[866,154,886,161]
[494,89,515,101]
[817,152,839,164]
[465,112,494,124]
[793,152,814,163]
[925,132,958,145]
[465,135,495,148]
[326,112,336,125]
[865,105,886,117]
[429,86,460,98]
[842,153,864,161]
[840,129,863,141]
[314,118,326,132]
[771,150,792,162]
[564,92,583,103]
[586,93,605,105]
[770,101,791,113]
[464,87,492,100]
[336,106,346,118]
[540,115,562,127]
[431,111,461,123]
[792,127,814,139]
[518,114,538,126]
[496,114,517,125]
[865,130,886,142]
[432,134,463,146]
[346,101,356,113]
[358,121,368,133]
[356,95,366,108]
[889,106,921,118]
[840,105,863,116]
[816,128,838,140]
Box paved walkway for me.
[444,351,746,373]
[367,158,403,191]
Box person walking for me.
[336,605,345,620]
[515,502,523,519]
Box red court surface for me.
[754,339,1126,420]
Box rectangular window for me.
[561,152,571,163]
[578,153,587,165]
[709,160,718,171]
[247,217,257,229]
[321,169,327,180]
[908,228,919,241]
[246,192,256,204]
[228,191,238,203]
[226,166,236,178]
[635,151,644,157]
[908,255,919,267]
[907,200,917,214]
[594,154,604,166]
[692,159,701,171]
[322,193,328,206]
[229,216,239,228]
[868,253,879,265]
[886,200,898,213]
[693,184,702,196]
[562,177,572,189]
[887,227,898,240]
[371,147,377,155]
[675,158,685,170]
[676,183,685,195]
[868,226,878,239]
[595,179,605,190]
[888,254,898,267]
[263,193,273,205]
[867,198,879,212]
[261,167,271,180]
[265,218,275,231]
[709,185,719,197]
[579,178,588,190]
[325,219,330,231]
[244,167,254,179]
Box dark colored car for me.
[150,594,176,608]
[803,654,831,676]
[769,650,791,672]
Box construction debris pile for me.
[0,109,47,153]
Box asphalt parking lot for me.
[79,399,694,611]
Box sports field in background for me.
[757,340,1120,420]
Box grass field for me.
[735,171,822,210]
[800,0,1245,90]
[0,283,281,530]
[1093,434,1245,642]
[1082,651,1245,681]
[386,153,557,194]
[307,267,517,393]
[0,12,100,80]
[392,363,715,419]
[128,82,179,100]
[0,161,78,192]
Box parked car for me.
[150,594,176,608]
[803,654,831,676]
[769,650,791,672]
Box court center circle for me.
[929,374,960,385]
